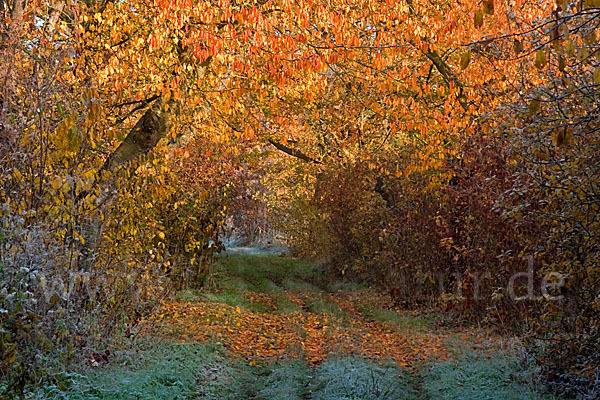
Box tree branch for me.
[423,49,469,111]
[101,105,168,172]
[268,138,322,164]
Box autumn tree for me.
[2,0,599,396]
[485,1,600,396]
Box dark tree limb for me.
[113,94,160,109]
[113,95,161,126]
[101,106,168,172]
[268,138,322,164]
[423,49,469,111]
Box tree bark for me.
[100,106,168,172]
[268,138,322,164]
[1,0,25,89]
[79,103,169,271]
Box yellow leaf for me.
[535,50,546,69]
[474,10,483,29]
[552,129,563,147]
[552,127,573,148]
[460,51,471,70]
[529,99,540,115]
[566,40,575,57]
[513,39,523,56]
[584,0,600,8]
[558,55,566,72]
[13,168,23,182]
[564,127,573,147]
[483,0,494,15]
[51,177,62,191]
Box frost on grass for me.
[309,357,417,400]
[422,353,555,400]
[253,361,312,400]
[33,344,253,400]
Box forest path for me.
[154,254,492,367]
[139,255,548,400]
[37,255,552,399]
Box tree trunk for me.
[79,103,169,271]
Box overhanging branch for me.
[268,138,322,164]
[423,49,469,111]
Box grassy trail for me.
[35,255,555,399]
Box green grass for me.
[309,357,417,400]
[178,255,369,317]
[359,305,433,332]
[306,295,348,319]
[253,360,312,400]
[200,290,275,313]
[282,277,320,292]
[205,255,363,319]
[271,294,302,313]
[176,256,314,314]
[32,345,556,400]
[173,289,203,303]
[219,275,256,292]
[254,276,282,293]
[32,344,419,400]
[32,343,257,399]
[198,255,320,313]
[214,254,318,287]
[420,353,556,400]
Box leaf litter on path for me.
[147,283,509,368]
